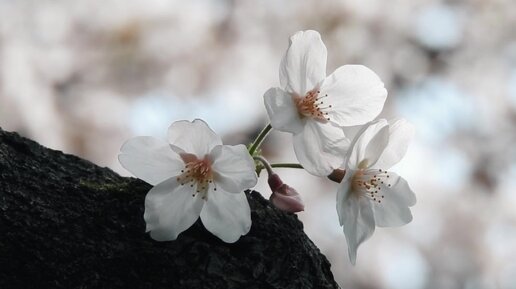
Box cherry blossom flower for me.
[336,119,416,264]
[264,30,388,176]
[119,119,257,243]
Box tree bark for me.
[0,128,339,289]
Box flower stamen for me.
[177,153,213,200]
[350,168,391,203]
[293,88,332,123]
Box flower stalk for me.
[271,163,304,169]
[248,124,272,156]
[253,156,274,176]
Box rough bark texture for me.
[0,128,339,289]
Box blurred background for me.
[1,0,515,288]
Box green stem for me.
[248,124,272,156]
[270,163,304,169]
[253,156,274,176]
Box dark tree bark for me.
[0,128,339,289]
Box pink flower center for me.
[293,88,332,123]
[351,168,391,203]
[177,153,216,199]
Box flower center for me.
[177,153,216,200]
[351,167,391,203]
[293,88,332,123]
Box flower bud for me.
[267,173,283,192]
[268,173,304,213]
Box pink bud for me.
[268,173,284,192]
[268,174,304,213]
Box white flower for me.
[119,119,258,243]
[336,119,416,264]
[264,30,388,176]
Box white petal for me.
[336,171,354,226]
[293,121,350,176]
[279,30,327,95]
[167,119,222,158]
[374,173,416,227]
[374,119,415,169]
[200,189,251,243]
[210,144,258,193]
[346,119,389,170]
[320,65,387,126]
[264,87,304,134]
[341,125,364,145]
[119,136,184,185]
[341,196,375,265]
[144,177,204,241]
